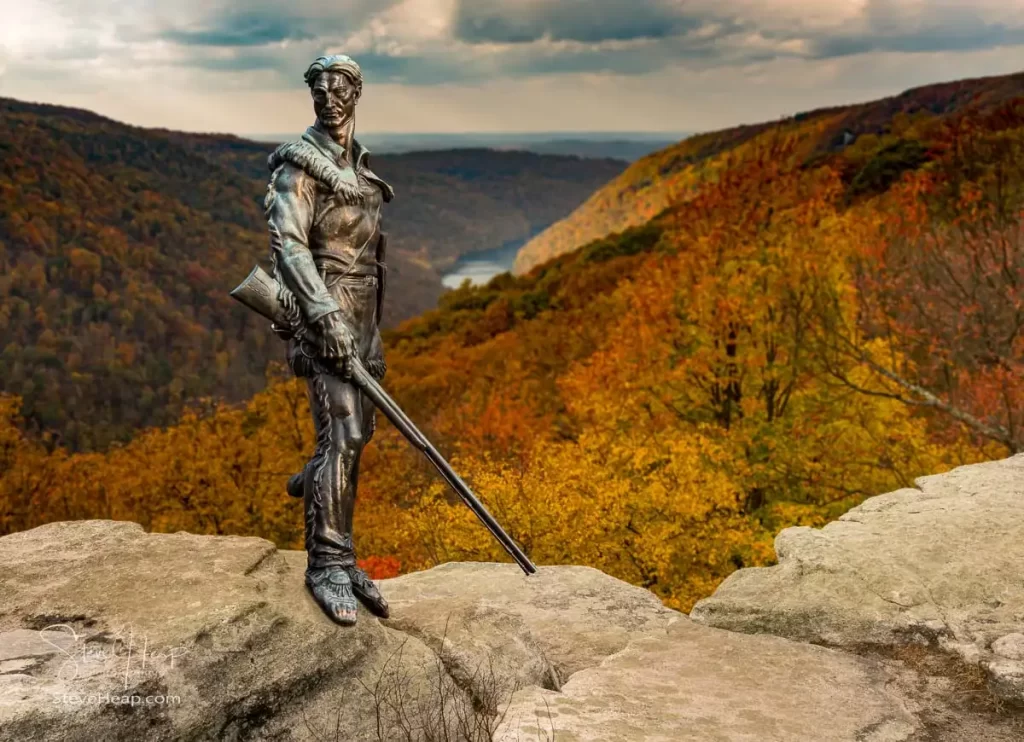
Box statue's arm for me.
[265,165,340,324]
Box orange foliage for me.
[357,555,402,581]
[1,94,1021,612]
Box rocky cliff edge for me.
[1,454,1022,741]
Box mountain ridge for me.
[1,71,1020,638]
[0,96,622,450]
[513,69,1024,275]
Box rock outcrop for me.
[0,521,916,742]
[0,454,1022,740]
[691,453,1024,709]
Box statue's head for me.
[304,54,363,131]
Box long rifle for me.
[229,265,537,576]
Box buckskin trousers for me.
[295,273,384,569]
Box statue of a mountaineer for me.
[265,54,393,625]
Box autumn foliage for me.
[0,97,621,450]
[1,89,1022,608]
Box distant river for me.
[441,238,526,289]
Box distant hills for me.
[250,131,687,162]
[6,70,1019,611]
[0,98,623,449]
[513,71,1024,274]
[6,70,1022,453]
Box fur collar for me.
[267,126,394,204]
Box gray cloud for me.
[149,0,400,47]
[813,26,1024,58]
[154,1,755,86]
[808,0,1024,58]
[161,11,318,47]
[452,0,710,44]
[4,0,1024,137]
[4,0,1023,95]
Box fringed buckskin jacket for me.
[264,124,394,380]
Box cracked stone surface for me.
[495,620,918,742]
[379,561,680,699]
[0,519,931,741]
[691,453,1024,706]
[0,520,445,742]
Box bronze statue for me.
[230,55,535,628]
[261,54,392,625]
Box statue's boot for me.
[347,564,390,618]
[305,566,359,625]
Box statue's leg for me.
[345,387,390,618]
[302,369,367,625]
[297,279,390,623]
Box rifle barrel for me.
[349,362,538,576]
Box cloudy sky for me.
[1,0,1022,136]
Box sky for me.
[1,0,1022,136]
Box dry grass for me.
[303,620,556,742]
[850,642,1024,742]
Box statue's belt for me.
[325,273,379,288]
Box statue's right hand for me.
[316,312,358,377]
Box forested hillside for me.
[2,83,1019,612]
[0,98,623,449]
[514,71,1024,274]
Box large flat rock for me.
[380,562,679,696]
[496,620,917,742]
[0,520,443,742]
[0,520,944,741]
[691,453,1024,705]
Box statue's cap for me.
[304,54,363,91]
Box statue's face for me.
[312,71,358,129]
